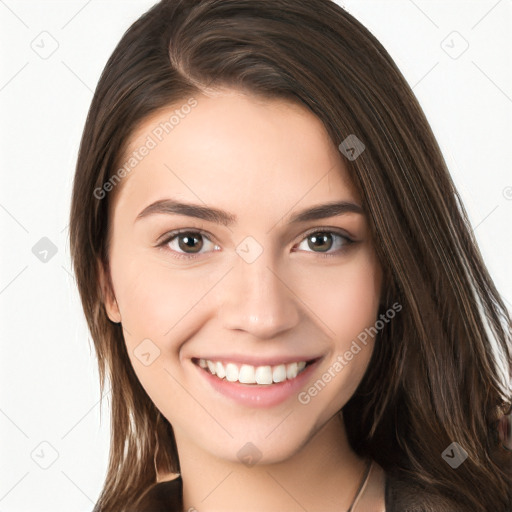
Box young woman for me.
[68,1,512,511]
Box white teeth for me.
[225,363,238,382]
[215,361,226,379]
[272,364,287,383]
[239,364,255,384]
[206,360,216,375]
[199,359,310,384]
[255,366,273,385]
[286,362,298,380]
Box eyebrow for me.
[135,198,364,226]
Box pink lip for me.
[192,357,323,408]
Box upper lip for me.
[192,354,323,367]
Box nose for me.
[217,253,300,339]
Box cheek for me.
[109,248,224,382]
[108,250,201,400]
[293,252,382,347]
[110,249,194,335]
[293,255,382,410]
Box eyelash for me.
[157,227,355,260]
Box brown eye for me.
[296,230,353,257]
[307,232,334,252]
[158,229,220,259]
[176,232,204,253]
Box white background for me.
[0,1,511,510]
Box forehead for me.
[110,90,360,218]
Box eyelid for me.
[156,226,356,259]
[156,228,219,260]
[297,225,355,243]
[156,227,217,247]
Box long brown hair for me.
[69,1,512,510]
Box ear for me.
[97,258,121,323]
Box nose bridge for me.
[218,247,300,338]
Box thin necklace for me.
[346,459,373,512]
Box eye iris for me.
[178,233,203,253]
[173,232,338,254]
[308,232,333,252]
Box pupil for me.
[179,233,203,253]
[309,232,332,252]
[176,233,333,254]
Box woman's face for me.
[102,89,382,465]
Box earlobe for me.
[98,259,121,323]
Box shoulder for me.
[130,475,183,512]
[385,471,467,512]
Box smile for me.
[191,356,323,408]
[196,358,309,385]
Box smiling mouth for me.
[192,357,319,385]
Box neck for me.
[173,412,369,512]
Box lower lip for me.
[192,358,322,408]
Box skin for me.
[100,89,384,512]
